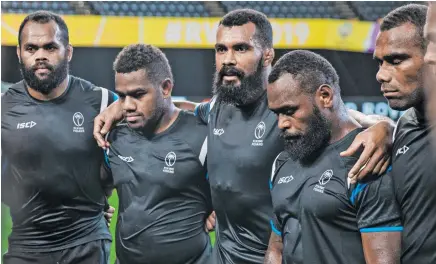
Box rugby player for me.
[94,9,397,264]
[2,11,116,264]
[103,44,212,264]
[424,1,436,147]
[265,50,402,264]
[373,4,436,263]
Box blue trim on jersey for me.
[270,220,282,236]
[269,181,273,190]
[103,151,111,169]
[387,165,392,172]
[350,183,368,205]
[360,226,403,233]
[113,93,119,101]
[194,105,199,117]
[205,173,208,180]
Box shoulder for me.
[2,81,29,112]
[107,122,130,143]
[172,110,208,156]
[69,76,117,112]
[393,108,419,141]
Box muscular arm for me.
[264,232,283,264]
[361,232,401,264]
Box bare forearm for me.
[264,248,282,264]
[348,109,395,129]
[264,233,283,264]
[362,232,401,264]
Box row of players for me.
[2,3,436,264]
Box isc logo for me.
[277,175,294,184]
[17,121,37,129]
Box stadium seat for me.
[349,1,420,21]
[220,1,346,19]
[1,1,76,15]
[89,1,210,17]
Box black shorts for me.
[3,239,111,264]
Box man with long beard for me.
[94,9,397,264]
[265,50,401,264]
[2,11,116,264]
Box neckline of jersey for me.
[130,109,185,141]
[23,75,72,104]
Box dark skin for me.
[111,68,215,232]
[424,2,436,146]
[17,21,72,100]
[265,73,401,264]
[94,22,394,230]
[114,69,179,134]
[214,22,274,88]
[374,22,425,112]
[17,20,115,224]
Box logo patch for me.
[277,175,294,184]
[396,145,409,156]
[73,112,85,133]
[163,152,176,173]
[313,169,333,193]
[118,155,134,163]
[213,128,225,136]
[17,121,36,129]
[252,121,265,146]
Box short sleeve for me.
[350,169,403,233]
[194,102,211,124]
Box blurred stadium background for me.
[1,1,422,263]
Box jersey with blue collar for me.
[270,128,402,264]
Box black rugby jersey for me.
[391,108,436,263]
[106,110,212,264]
[195,92,283,264]
[1,76,116,252]
[270,129,402,264]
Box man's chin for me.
[127,122,143,130]
[386,99,411,111]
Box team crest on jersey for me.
[252,121,266,146]
[313,169,333,193]
[163,151,176,174]
[73,112,85,133]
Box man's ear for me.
[16,45,21,63]
[66,44,73,62]
[316,84,334,109]
[263,48,275,67]
[161,79,174,99]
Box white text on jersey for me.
[17,121,36,129]
[277,175,294,184]
[213,128,225,136]
[118,155,134,163]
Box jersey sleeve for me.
[350,168,403,233]
[270,215,283,236]
[98,88,118,113]
[194,102,210,124]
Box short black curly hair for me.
[113,44,173,86]
[380,4,428,50]
[18,10,69,47]
[219,9,273,49]
[268,50,340,95]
